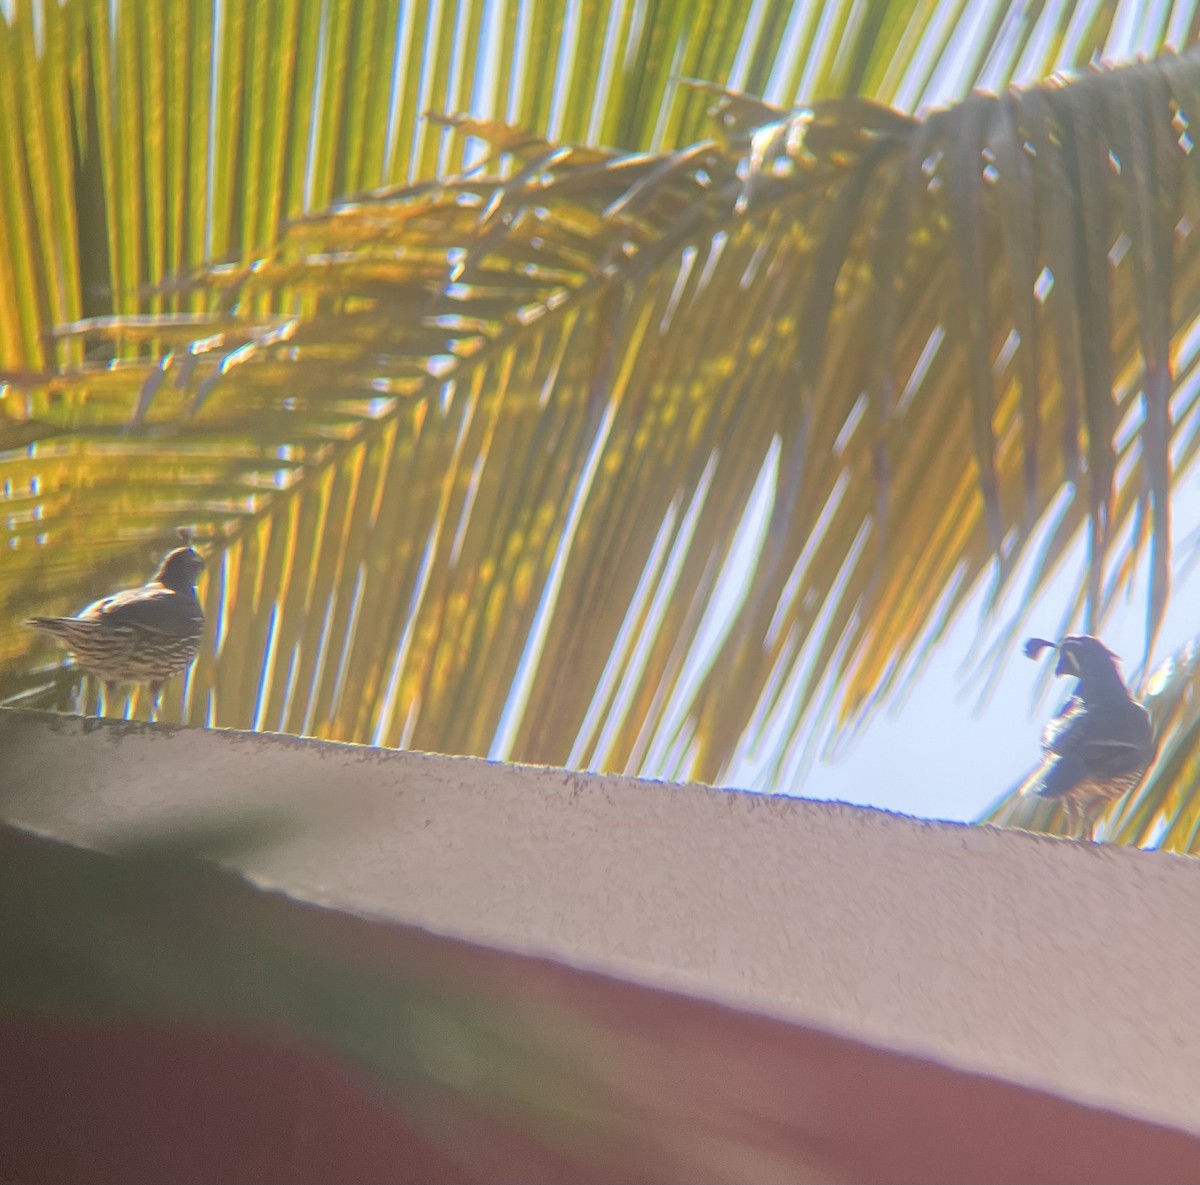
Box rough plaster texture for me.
[4,708,1200,1136]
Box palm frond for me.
[7,1,1200,815]
[6,48,1200,796]
[3,0,1194,372]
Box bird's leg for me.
[102,681,118,719]
[1062,799,1082,840]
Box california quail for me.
[26,546,205,715]
[1019,635,1154,841]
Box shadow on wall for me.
[1,820,1200,1185]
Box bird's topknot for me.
[1024,636,1057,660]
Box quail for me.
[26,545,205,715]
[1019,634,1154,841]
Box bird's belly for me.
[72,631,200,684]
[1062,771,1143,811]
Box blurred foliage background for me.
[3,0,1200,847]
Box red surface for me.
[3,833,1200,1184]
[0,1016,465,1185]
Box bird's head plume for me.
[1024,634,1125,683]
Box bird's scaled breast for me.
[1065,770,1143,809]
[106,634,201,681]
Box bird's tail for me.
[25,616,88,642]
[1017,763,1049,798]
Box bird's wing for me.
[1022,699,1153,799]
[84,585,203,636]
[1040,698,1089,753]
[1019,751,1089,799]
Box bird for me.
[1019,634,1154,841]
[25,544,205,717]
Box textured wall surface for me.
[4,707,1200,1135]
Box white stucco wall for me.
[3,707,1200,1135]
